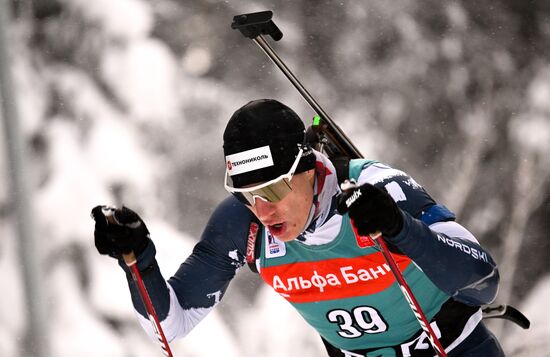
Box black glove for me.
[337,181,404,238]
[91,205,150,259]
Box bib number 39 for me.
[327,306,388,338]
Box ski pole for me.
[342,178,447,357]
[104,210,174,357]
[123,252,174,357]
[232,11,447,356]
[375,233,447,356]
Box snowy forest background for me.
[0,0,549,356]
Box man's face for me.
[247,170,315,242]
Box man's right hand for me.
[91,206,150,259]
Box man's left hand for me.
[337,182,404,238]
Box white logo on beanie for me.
[226,146,274,176]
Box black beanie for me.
[223,99,316,188]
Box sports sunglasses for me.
[224,147,304,206]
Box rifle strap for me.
[331,156,351,186]
[245,217,263,273]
